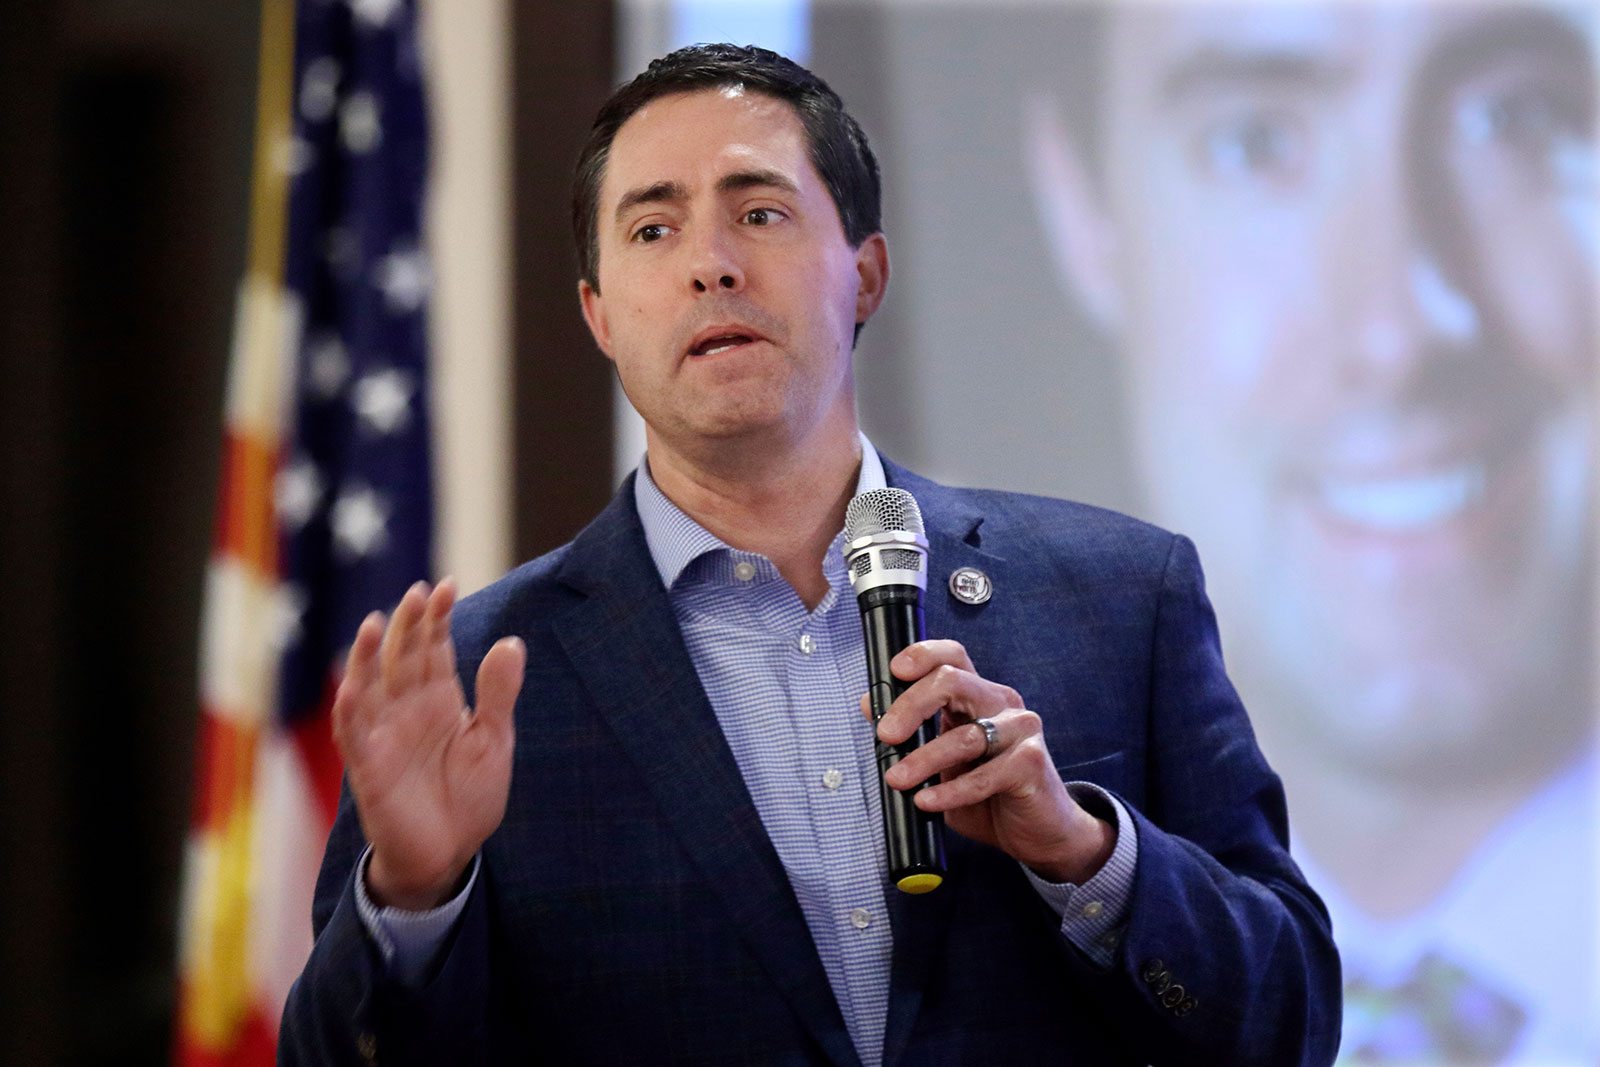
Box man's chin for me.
[1249,655,1590,788]
[662,398,792,442]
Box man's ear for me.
[578,279,614,359]
[1022,93,1123,331]
[853,232,891,325]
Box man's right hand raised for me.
[331,578,525,911]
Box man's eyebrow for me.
[613,180,688,224]
[612,170,800,224]
[1422,8,1591,86]
[716,169,799,196]
[1158,48,1354,104]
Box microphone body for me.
[844,489,947,894]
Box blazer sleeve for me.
[277,788,497,1067]
[1062,533,1343,1066]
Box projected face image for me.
[1036,5,1596,780]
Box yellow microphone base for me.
[896,872,943,895]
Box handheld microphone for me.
[843,488,946,894]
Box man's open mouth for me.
[1315,463,1487,530]
[688,330,760,356]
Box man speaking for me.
[280,44,1340,1065]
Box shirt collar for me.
[634,431,886,590]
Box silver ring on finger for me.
[974,717,1000,761]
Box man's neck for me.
[1258,714,1586,920]
[645,416,863,612]
[1282,758,1528,919]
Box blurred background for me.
[0,1,1593,1063]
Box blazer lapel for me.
[548,484,862,1067]
[880,461,1007,1067]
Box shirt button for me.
[733,561,756,582]
[798,633,816,654]
[821,768,843,790]
[1081,900,1103,919]
[849,908,872,930]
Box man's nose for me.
[1338,182,1480,390]
[689,225,744,294]
[1347,254,1479,381]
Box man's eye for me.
[1192,110,1309,185]
[1458,82,1593,167]
[1461,85,1581,146]
[1453,73,1598,196]
[743,207,778,225]
[633,224,667,243]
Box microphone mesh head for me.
[845,488,926,540]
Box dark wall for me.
[0,3,613,1063]
[1,6,71,1063]
[2,4,253,1064]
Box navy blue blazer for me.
[280,461,1341,1066]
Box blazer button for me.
[1175,995,1199,1017]
[1140,959,1166,984]
[1161,984,1186,1009]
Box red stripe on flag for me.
[289,673,345,827]
[173,1000,276,1067]
[189,713,259,833]
[214,430,281,575]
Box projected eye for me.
[1456,79,1596,191]
[1192,110,1310,186]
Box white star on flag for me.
[339,91,383,155]
[330,486,390,560]
[276,135,315,178]
[350,0,403,29]
[374,245,432,314]
[305,334,351,399]
[274,460,324,530]
[299,56,341,122]
[351,368,415,434]
[268,583,310,652]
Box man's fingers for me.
[889,639,976,682]
[912,747,1012,812]
[883,717,994,788]
[885,708,1038,790]
[877,663,1022,745]
[474,635,526,730]
[333,612,386,744]
[877,638,1013,745]
[344,611,386,691]
[380,581,431,695]
[422,577,458,684]
[913,731,1053,813]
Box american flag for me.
[175,0,433,1062]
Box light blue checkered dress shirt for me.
[634,447,900,1061]
[358,437,1138,1066]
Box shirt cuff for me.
[1020,783,1138,969]
[352,845,479,988]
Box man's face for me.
[580,88,885,458]
[1049,5,1596,777]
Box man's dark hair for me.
[571,43,882,292]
